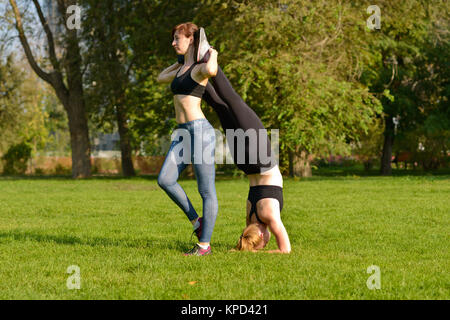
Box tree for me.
[80,0,203,175]
[357,0,450,175]
[8,0,91,178]
[39,84,71,156]
[81,0,136,176]
[100,0,203,157]
[0,54,25,153]
[391,8,450,171]
[0,53,48,160]
[195,0,383,176]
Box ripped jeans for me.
[157,118,218,243]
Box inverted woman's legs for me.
[203,82,237,132]
[204,69,275,174]
[209,67,267,132]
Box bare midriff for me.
[172,62,210,124]
[248,165,283,187]
[173,94,206,124]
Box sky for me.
[0,0,48,61]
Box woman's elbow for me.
[206,66,218,77]
[157,75,169,84]
[279,243,291,254]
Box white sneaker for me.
[195,27,211,63]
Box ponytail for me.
[235,224,263,251]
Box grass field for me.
[0,174,448,299]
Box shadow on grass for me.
[1,167,449,182]
[0,230,231,253]
[0,174,241,182]
[0,174,158,181]
[310,167,450,178]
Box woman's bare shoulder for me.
[191,63,209,85]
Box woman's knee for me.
[198,187,218,205]
[157,174,176,190]
[197,178,215,195]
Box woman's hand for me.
[199,47,218,78]
[208,47,218,57]
[265,249,291,254]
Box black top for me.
[171,62,206,98]
[248,185,284,224]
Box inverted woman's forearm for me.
[205,51,218,76]
[269,220,291,253]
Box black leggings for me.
[202,67,276,175]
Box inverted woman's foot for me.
[184,243,211,256]
[196,27,211,63]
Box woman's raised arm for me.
[157,62,181,84]
[197,48,218,78]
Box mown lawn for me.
[0,175,448,299]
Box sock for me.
[193,219,201,230]
[198,243,209,250]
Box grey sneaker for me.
[194,27,211,63]
[184,243,211,256]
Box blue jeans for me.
[157,118,218,243]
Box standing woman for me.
[156,22,219,256]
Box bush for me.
[54,163,71,175]
[34,167,45,175]
[91,164,99,174]
[1,142,32,175]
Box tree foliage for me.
[0,54,48,156]
[1,0,448,176]
[195,0,383,174]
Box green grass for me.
[0,174,449,299]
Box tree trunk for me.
[288,149,294,177]
[64,16,92,178]
[364,160,374,171]
[96,12,136,178]
[380,117,395,175]
[116,104,136,177]
[66,99,91,178]
[296,150,312,177]
[290,148,312,177]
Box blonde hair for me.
[235,224,263,251]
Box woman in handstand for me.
[203,70,291,254]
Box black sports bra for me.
[171,62,206,98]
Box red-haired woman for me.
[156,22,218,256]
